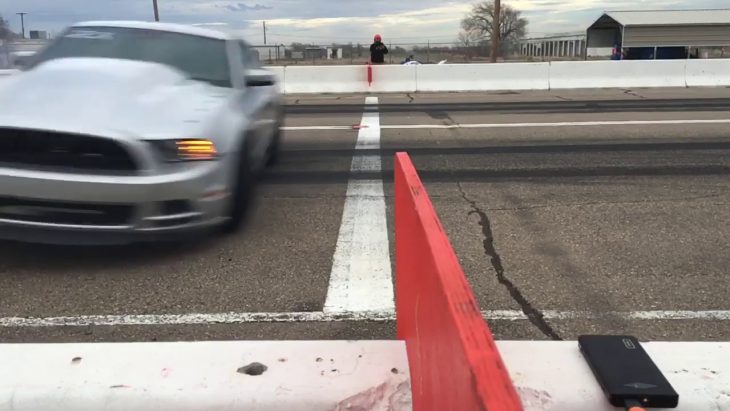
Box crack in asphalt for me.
[623,89,647,99]
[457,182,563,341]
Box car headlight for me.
[148,139,218,162]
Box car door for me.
[237,42,276,168]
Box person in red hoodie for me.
[370,34,388,64]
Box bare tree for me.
[461,2,528,56]
[456,30,483,60]
[0,14,18,40]
[457,30,481,48]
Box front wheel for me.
[222,143,253,234]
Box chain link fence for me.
[251,42,528,66]
[253,41,730,65]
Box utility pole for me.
[263,21,270,62]
[490,0,500,63]
[152,0,160,21]
[16,12,27,39]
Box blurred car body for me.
[0,21,282,244]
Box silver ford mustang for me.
[0,21,282,245]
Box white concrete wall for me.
[416,63,550,92]
[549,60,687,89]
[282,65,367,94]
[0,340,412,411]
[281,65,417,94]
[500,341,730,411]
[685,59,730,87]
[1,339,727,410]
[371,64,417,93]
[270,61,717,94]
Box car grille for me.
[0,128,138,174]
[0,196,133,226]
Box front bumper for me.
[0,220,225,245]
[0,160,233,245]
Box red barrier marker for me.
[367,63,373,87]
[394,152,523,411]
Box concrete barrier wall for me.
[0,340,412,411]
[416,63,550,92]
[282,65,366,94]
[271,59,730,94]
[280,65,416,94]
[685,59,730,87]
[371,64,417,93]
[549,60,687,89]
[501,341,730,410]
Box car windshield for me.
[30,26,231,87]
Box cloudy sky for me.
[0,0,727,45]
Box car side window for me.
[239,42,262,70]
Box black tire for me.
[222,142,253,234]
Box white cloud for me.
[228,2,472,43]
[1,0,729,44]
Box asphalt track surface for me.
[1,88,728,343]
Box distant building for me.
[587,9,730,59]
[519,34,586,59]
[304,47,326,60]
[29,30,49,40]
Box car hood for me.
[0,58,232,139]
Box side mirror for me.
[245,69,276,87]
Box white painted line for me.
[2,310,728,328]
[540,310,730,321]
[282,125,353,131]
[323,96,394,314]
[283,118,730,131]
[0,311,396,327]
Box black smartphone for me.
[578,335,679,408]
